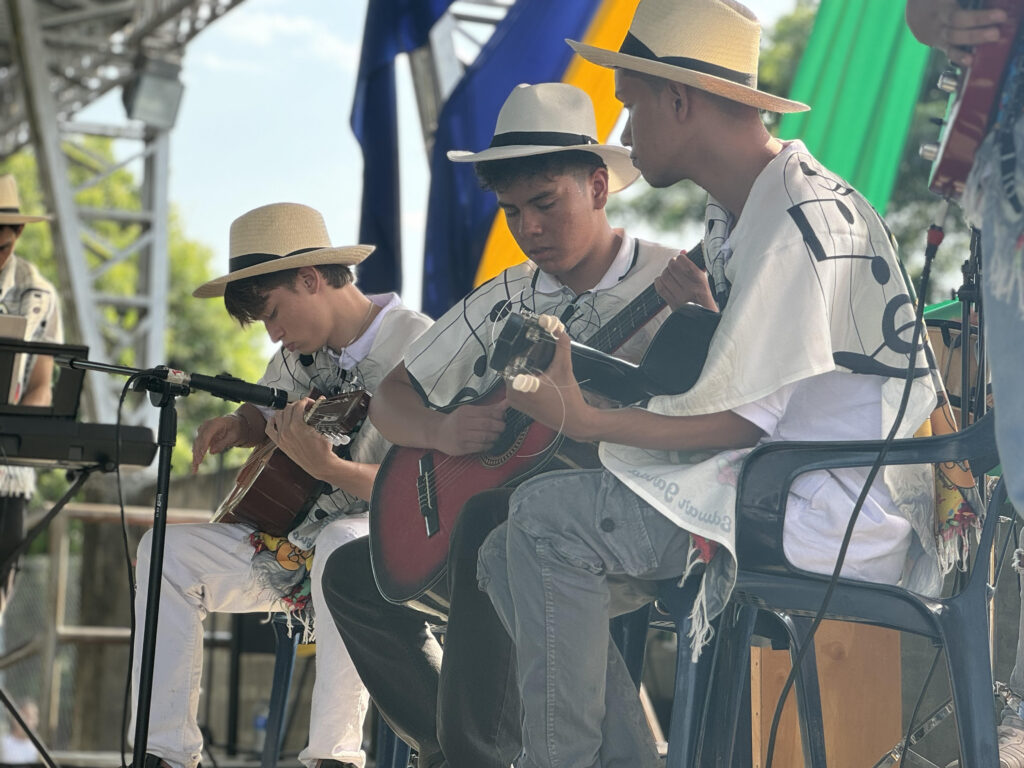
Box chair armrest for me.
[734,411,997,570]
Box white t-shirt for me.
[733,371,911,583]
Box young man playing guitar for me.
[907,2,1024,764]
[477,2,945,766]
[321,83,691,768]
[130,202,431,768]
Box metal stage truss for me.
[0,0,508,428]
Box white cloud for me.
[190,51,266,74]
[218,10,359,72]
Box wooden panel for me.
[750,621,902,768]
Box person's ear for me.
[666,81,690,123]
[297,266,319,293]
[590,166,610,210]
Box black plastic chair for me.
[659,411,1002,767]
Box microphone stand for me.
[57,357,287,766]
[0,342,288,766]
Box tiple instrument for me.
[211,390,371,537]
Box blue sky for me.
[82,0,798,311]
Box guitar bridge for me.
[417,454,440,538]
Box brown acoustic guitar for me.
[211,390,371,537]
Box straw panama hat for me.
[447,82,641,193]
[567,0,809,114]
[0,174,51,224]
[193,202,373,299]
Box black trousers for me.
[0,494,28,615]
[322,488,520,768]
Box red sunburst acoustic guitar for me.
[924,0,1024,199]
[369,250,721,606]
[211,390,371,537]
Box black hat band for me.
[618,33,755,87]
[230,246,324,272]
[489,131,599,149]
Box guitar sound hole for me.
[482,425,528,466]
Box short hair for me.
[474,150,606,193]
[223,263,354,325]
[626,70,758,120]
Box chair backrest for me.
[734,411,999,573]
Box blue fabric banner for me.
[421,1,600,318]
[351,0,453,295]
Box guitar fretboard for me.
[583,283,666,353]
[582,241,704,352]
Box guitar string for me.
[419,289,664,495]
[419,369,573,495]
[411,284,667,515]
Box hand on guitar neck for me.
[905,0,1009,69]
[654,248,718,312]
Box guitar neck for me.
[581,242,704,352]
[583,284,666,353]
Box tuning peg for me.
[537,314,562,334]
[937,70,959,93]
[919,143,939,162]
[512,373,541,393]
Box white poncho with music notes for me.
[600,141,940,652]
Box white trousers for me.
[130,518,371,768]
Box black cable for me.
[117,373,147,768]
[895,646,944,765]
[764,204,948,768]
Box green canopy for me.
[778,0,931,212]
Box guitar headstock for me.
[490,313,564,393]
[305,389,372,443]
[920,0,1024,199]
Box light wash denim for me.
[965,115,1024,698]
[478,468,692,768]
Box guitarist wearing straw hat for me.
[130,202,431,768]
[0,173,62,616]
[321,82,696,768]
[476,1,945,766]
[907,3,1024,765]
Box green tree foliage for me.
[0,141,265,478]
[607,0,970,302]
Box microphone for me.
[153,367,290,409]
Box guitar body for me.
[929,0,1024,198]
[369,250,709,605]
[369,385,597,603]
[214,440,328,537]
[211,390,371,537]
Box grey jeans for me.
[478,468,693,768]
